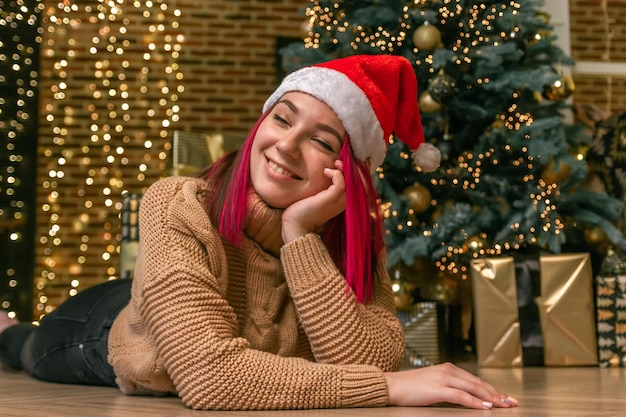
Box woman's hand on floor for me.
[384,362,518,409]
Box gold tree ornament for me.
[418,91,443,113]
[403,182,432,213]
[541,159,572,185]
[536,11,551,24]
[543,74,575,101]
[462,234,488,256]
[425,272,459,304]
[492,116,506,130]
[529,29,554,45]
[391,277,415,310]
[584,225,608,247]
[412,23,442,51]
[575,145,589,161]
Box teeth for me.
[268,160,296,178]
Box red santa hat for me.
[262,54,440,173]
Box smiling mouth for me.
[267,158,301,179]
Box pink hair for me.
[204,116,384,304]
[322,136,383,303]
[204,115,264,243]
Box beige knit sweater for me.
[108,176,405,410]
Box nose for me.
[275,131,301,159]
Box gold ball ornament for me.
[536,11,551,24]
[425,272,459,305]
[575,145,589,160]
[492,117,506,130]
[418,91,443,113]
[462,234,488,256]
[391,278,415,310]
[389,258,439,296]
[584,225,608,246]
[300,18,311,34]
[543,74,575,101]
[412,23,442,51]
[403,183,432,213]
[529,29,553,45]
[541,159,572,185]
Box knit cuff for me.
[280,233,338,294]
[341,365,388,408]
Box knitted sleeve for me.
[280,234,405,371]
[133,177,389,410]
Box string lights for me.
[35,0,183,319]
[1,0,44,321]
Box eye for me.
[312,137,338,153]
[272,114,289,126]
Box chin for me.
[256,191,290,210]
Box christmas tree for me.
[281,0,626,283]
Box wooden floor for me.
[1,366,625,416]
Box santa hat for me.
[262,54,441,174]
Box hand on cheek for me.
[281,160,346,244]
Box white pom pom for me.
[412,143,441,173]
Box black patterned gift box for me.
[596,274,626,367]
[586,112,626,201]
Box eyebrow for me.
[278,99,345,143]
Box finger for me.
[451,376,517,409]
[436,364,517,409]
[444,388,496,410]
[323,167,346,192]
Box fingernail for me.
[503,396,518,406]
[482,401,493,409]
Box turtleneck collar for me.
[243,190,284,257]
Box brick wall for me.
[570,0,626,113]
[34,0,305,316]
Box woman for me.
[0,54,517,411]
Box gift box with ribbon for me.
[470,252,598,367]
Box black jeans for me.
[0,279,131,386]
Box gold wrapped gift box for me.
[471,253,598,367]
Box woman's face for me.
[250,91,346,209]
